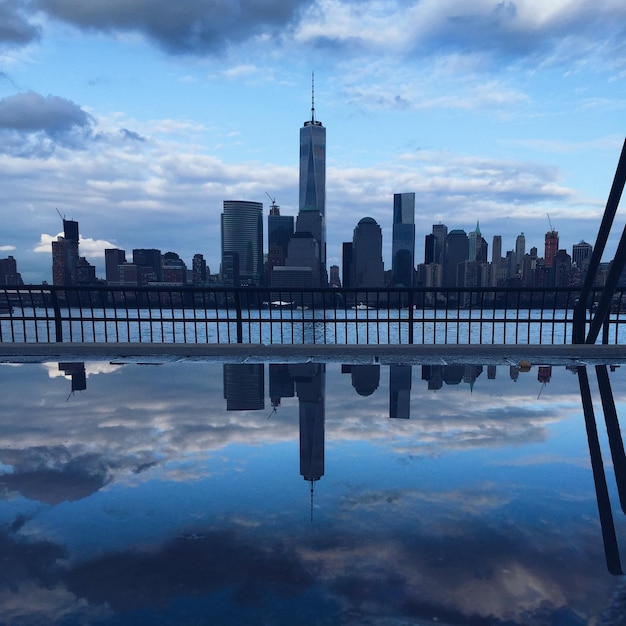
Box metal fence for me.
[0,285,624,345]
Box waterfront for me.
[0,359,625,624]
[3,306,625,345]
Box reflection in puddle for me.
[0,360,625,624]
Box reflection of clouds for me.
[43,361,123,379]
[0,361,623,623]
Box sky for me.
[1,0,626,283]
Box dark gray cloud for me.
[37,0,312,54]
[0,91,92,134]
[0,91,94,156]
[0,0,40,46]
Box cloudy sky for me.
[1,0,625,282]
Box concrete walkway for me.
[0,342,624,365]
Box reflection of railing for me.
[1,284,625,344]
[578,365,626,575]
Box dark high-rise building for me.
[329,264,341,288]
[299,75,326,279]
[352,217,384,289]
[424,234,437,264]
[52,219,79,285]
[267,199,294,275]
[431,223,448,266]
[391,193,416,287]
[105,248,126,284]
[342,242,353,288]
[221,200,263,286]
[133,249,162,283]
[572,241,592,271]
[0,256,22,286]
[544,230,559,268]
[443,229,469,287]
[192,253,208,285]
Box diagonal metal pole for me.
[573,138,626,343]
[578,367,624,575]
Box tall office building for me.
[572,241,592,270]
[431,223,448,266]
[132,249,163,283]
[0,256,22,285]
[492,235,502,265]
[390,365,412,419]
[391,193,416,287]
[352,217,384,288]
[515,232,526,274]
[105,248,126,284]
[443,229,469,287]
[544,230,559,268]
[221,200,263,286]
[52,219,79,285]
[267,199,294,273]
[298,75,327,283]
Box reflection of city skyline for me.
[0,360,624,624]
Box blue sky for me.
[0,0,625,282]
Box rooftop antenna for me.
[311,71,315,123]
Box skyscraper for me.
[298,74,327,283]
[221,200,263,286]
[352,217,384,288]
[391,192,416,287]
[443,229,469,287]
[544,230,559,268]
[267,199,294,273]
[52,219,79,285]
[105,248,126,284]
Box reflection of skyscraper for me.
[342,364,380,396]
[298,76,327,283]
[269,364,295,408]
[223,364,264,411]
[58,362,87,393]
[290,363,325,512]
[390,365,412,419]
[391,193,416,287]
[221,200,263,286]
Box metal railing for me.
[0,285,624,345]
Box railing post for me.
[234,289,243,343]
[51,288,63,343]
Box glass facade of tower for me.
[299,121,326,216]
[221,200,263,286]
[299,119,327,278]
[391,193,416,287]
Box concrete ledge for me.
[0,342,623,365]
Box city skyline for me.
[0,1,625,282]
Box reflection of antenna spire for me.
[311,71,315,123]
[310,479,315,523]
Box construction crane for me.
[547,213,556,232]
[265,192,279,214]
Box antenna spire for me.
[311,71,315,123]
